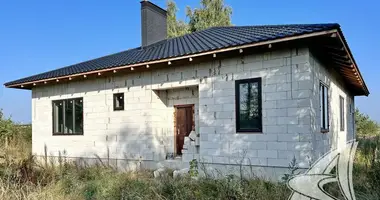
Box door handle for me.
[177,129,180,135]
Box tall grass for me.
[1,111,380,199]
[0,121,290,199]
[0,155,290,199]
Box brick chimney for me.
[141,1,167,47]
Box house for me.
[4,1,369,179]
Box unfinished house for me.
[4,1,369,179]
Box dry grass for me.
[0,121,379,199]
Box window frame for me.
[339,95,345,131]
[320,82,329,133]
[113,93,125,111]
[52,98,83,136]
[235,77,262,133]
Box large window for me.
[320,82,329,132]
[53,98,83,135]
[340,95,345,131]
[235,77,262,133]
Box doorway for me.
[174,105,194,156]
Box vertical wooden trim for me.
[191,104,195,131]
[173,107,177,155]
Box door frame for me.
[173,104,195,156]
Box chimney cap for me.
[141,1,167,16]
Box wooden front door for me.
[175,105,194,155]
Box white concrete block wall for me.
[197,47,315,168]
[32,69,200,162]
[32,46,348,170]
[309,51,355,159]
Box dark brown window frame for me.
[235,77,262,133]
[113,93,124,111]
[339,95,345,131]
[320,82,329,133]
[52,97,83,136]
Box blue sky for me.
[0,0,379,123]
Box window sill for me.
[53,133,84,136]
[320,129,329,134]
[236,129,263,133]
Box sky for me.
[0,0,379,124]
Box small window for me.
[235,77,262,132]
[53,98,83,135]
[113,93,124,111]
[319,82,329,132]
[340,95,345,131]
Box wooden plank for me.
[327,51,349,59]
[336,32,369,95]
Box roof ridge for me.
[213,23,340,29]
[144,23,340,49]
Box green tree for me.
[167,0,232,38]
[167,0,190,38]
[0,109,15,146]
[355,108,379,138]
[0,109,32,147]
[186,0,232,32]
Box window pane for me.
[52,98,83,135]
[53,101,64,133]
[65,100,74,134]
[113,93,124,110]
[324,86,328,129]
[319,83,329,131]
[319,84,324,127]
[238,81,259,130]
[340,96,345,131]
[74,99,83,133]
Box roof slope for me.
[4,23,339,86]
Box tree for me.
[167,0,190,38]
[167,0,232,38]
[355,108,379,138]
[186,0,232,32]
[0,109,15,146]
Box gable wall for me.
[309,51,355,158]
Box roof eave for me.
[4,27,369,96]
[4,29,339,89]
[336,28,370,96]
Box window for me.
[235,77,262,132]
[319,82,329,132]
[350,99,355,132]
[340,95,345,131]
[113,93,124,111]
[53,98,83,135]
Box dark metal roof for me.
[4,23,341,87]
